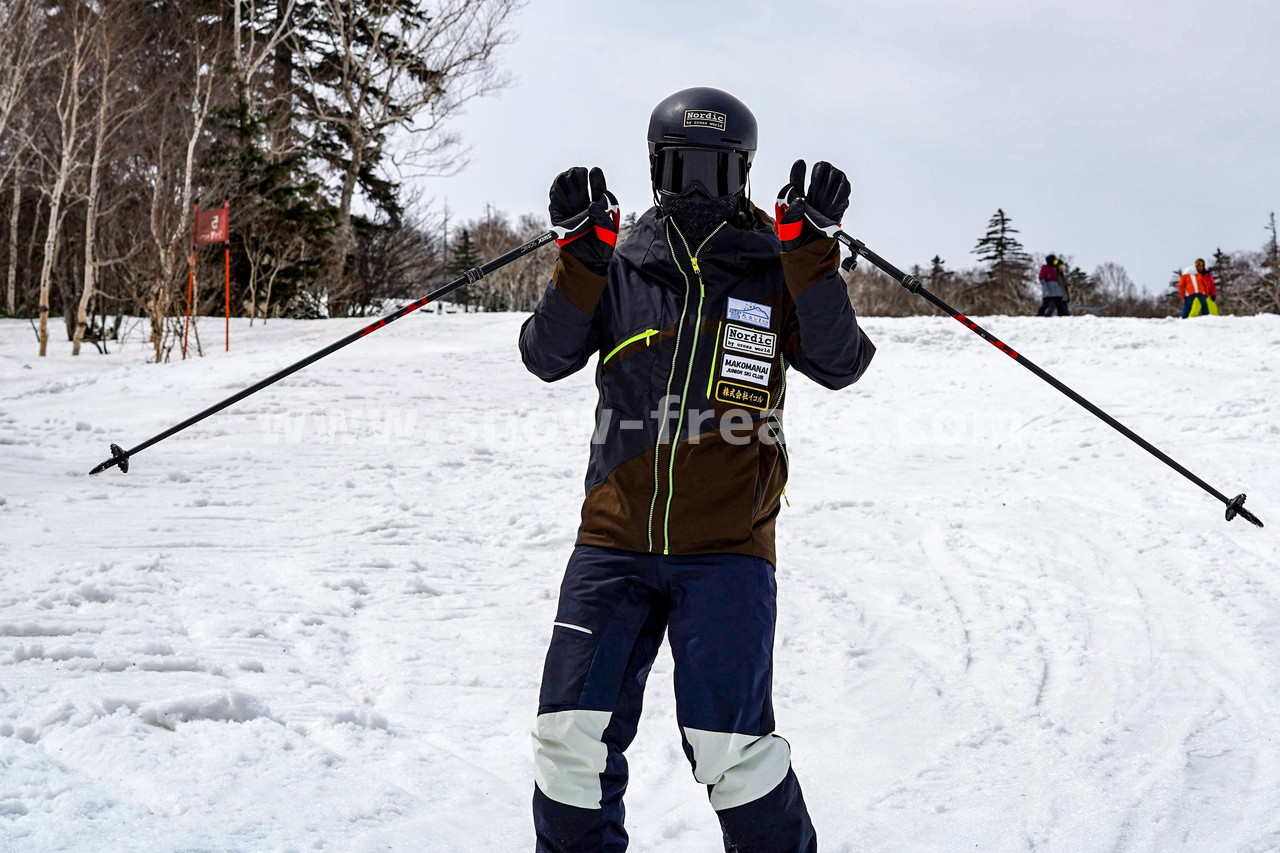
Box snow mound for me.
[330,708,390,731]
[136,691,277,731]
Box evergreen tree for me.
[1164,267,1187,314]
[619,211,638,243]
[1210,248,1236,313]
[1212,248,1232,281]
[0,0,519,334]
[203,86,333,320]
[444,228,482,311]
[1260,212,1280,313]
[926,254,952,290]
[293,0,518,312]
[971,208,1032,312]
[1058,257,1093,304]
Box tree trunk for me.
[37,13,90,356]
[263,265,277,323]
[24,177,39,279]
[73,90,109,355]
[6,176,17,315]
[189,254,203,357]
[331,139,363,315]
[149,293,164,362]
[147,73,211,363]
[37,174,68,357]
[248,254,258,326]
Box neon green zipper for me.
[647,222,693,552]
[705,320,722,399]
[660,220,725,554]
[603,329,659,365]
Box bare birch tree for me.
[5,168,19,314]
[0,0,45,313]
[33,2,96,356]
[0,0,46,164]
[1,0,527,329]
[140,6,225,362]
[72,1,151,354]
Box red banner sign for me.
[194,202,230,244]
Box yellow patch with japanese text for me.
[714,380,770,411]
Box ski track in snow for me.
[1,313,1277,852]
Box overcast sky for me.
[413,0,1279,295]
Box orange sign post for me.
[192,200,232,353]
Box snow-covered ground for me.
[2,310,1278,853]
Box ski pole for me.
[834,230,1264,528]
[89,213,587,476]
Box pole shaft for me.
[118,230,556,461]
[836,231,1233,508]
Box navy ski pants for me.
[532,545,816,853]
[1181,294,1209,318]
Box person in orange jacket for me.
[1178,258,1217,318]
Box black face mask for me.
[658,184,744,245]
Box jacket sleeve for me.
[519,250,606,382]
[779,238,875,390]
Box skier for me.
[1178,258,1218,317]
[519,87,876,853]
[1053,256,1072,312]
[1038,254,1068,316]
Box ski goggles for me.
[652,146,748,197]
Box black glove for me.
[549,166,620,275]
[774,159,850,252]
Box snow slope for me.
[1,311,1278,852]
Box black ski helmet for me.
[647,87,757,198]
[647,87,757,158]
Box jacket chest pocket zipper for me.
[603,328,659,366]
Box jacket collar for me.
[616,202,781,281]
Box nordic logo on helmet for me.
[683,110,727,131]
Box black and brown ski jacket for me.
[519,205,874,566]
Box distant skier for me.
[1179,258,1218,317]
[519,87,875,853]
[1053,255,1072,312]
[1038,254,1068,316]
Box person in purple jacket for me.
[519,86,876,853]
